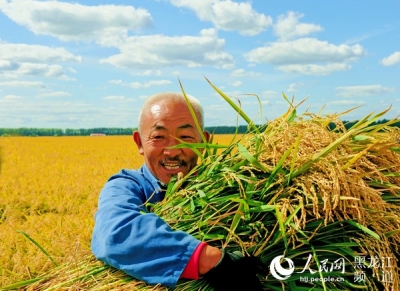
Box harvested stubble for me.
[6,94,400,291]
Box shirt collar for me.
[141,163,167,190]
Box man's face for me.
[133,99,209,184]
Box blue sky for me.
[0,0,399,129]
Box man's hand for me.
[198,245,223,275]
[203,250,265,291]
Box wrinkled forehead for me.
[138,97,204,134]
[144,100,197,124]
[149,99,188,114]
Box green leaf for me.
[18,230,59,267]
[236,143,268,172]
[179,80,209,144]
[205,77,259,133]
[390,147,400,153]
[275,206,288,249]
[346,221,380,240]
[1,277,47,290]
[249,204,276,213]
[352,135,374,141]
[284,201,302,227]
[262,144,292,196]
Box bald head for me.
[137,92,204,133]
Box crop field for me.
[0,134,237,287]
[1,105,400,291]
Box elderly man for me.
[91,92,263,290]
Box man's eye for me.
[181,136,195,141]
[153,135,165,140]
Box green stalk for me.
[205,77,260,134]
[179,80,209,145]
[1,277,48,290]
[346,221,380,240]
[18,230,59,267]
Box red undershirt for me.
[180,241,207,279]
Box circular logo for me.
[270,255,295,280]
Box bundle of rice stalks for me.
[152,83,400,290]
[5,81,400,291]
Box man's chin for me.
[158,168,187,183]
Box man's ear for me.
[203,131,211,143]
[133,130,144,155]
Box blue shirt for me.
[91,164,202,287]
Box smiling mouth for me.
[164,163,181,170]
[160,160,187,171]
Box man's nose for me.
[163,137,182,157]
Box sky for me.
[0,0,399,129]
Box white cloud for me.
[0,0,152,42]
[170,0,272,36]
[2,94,23,100]
[67,67,77,74]
[287,83,304,92]
[0,95,140,128]
[335,85,396,97]
[100,29,234,69]
[381,51,400,66]
[0,62,73,79]
[103,95,126,101]
[0,42,81,79]
[128,80,172,89]
[22,63,64,78]
[1,2,234,71]
[279,63,351,76]
[0,81,45,88]
[261,91,279,99]
[274,11,323,41]
[245,38,365,75]
[0,43,81,63]
[131,70,162,76]
[109,79,172,89]
[230,68,261,77]
[38,91,71,98]
[246,38,364,65]
[230,80,242,87]
[0,59,17,70]
[328,100,365,106]
[109,80,123,85]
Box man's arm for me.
[91,170,265,289]
[91,171,202,288]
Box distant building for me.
[90,133,106,136]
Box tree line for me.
[0,126,252,136]
[0,127,136,136]
[1,120,399,136]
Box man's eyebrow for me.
[151,124,167,131]
[178,123,195,130]
[151,123,195,130]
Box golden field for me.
[0,135,236,287]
